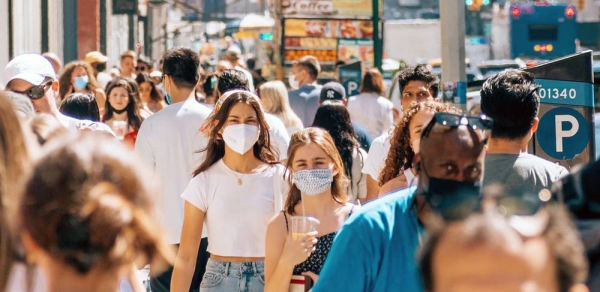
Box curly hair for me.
[379,101,461,186]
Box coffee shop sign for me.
[283,0,334,15]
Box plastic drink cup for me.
[111,121,127,140]
[290,216,320,240]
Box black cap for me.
[320,82,346,101]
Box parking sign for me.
[338,61,362,97]
[524,51,596,169]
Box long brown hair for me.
[194,90,279,176]
[135,72,164,103]
[284,128,348,215]
[20,132,173,276]
[0,91,32,291]
[379,101,461,186]
[104,77,144,131]
[58,61,100,101]
[359,68,385,95]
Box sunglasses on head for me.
[421,112,494,143]
[11,80,53,100]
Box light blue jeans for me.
[200,259,265,292]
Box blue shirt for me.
[288,84,322,127]
[313,187,424,292]
[353,122,372,151]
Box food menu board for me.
[339,20,373,39]
[284,19,373,39]
[338,39,374,64]
[285,19,339,38]
[283,19,375,67]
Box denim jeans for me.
[199,259,265,292]
[150,237,210,292]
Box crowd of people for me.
[0,44,597,292]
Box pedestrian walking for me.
[58,61,107,114]
[103,77,144,146]
[259,80,304,137]
[288,56,322,127]
[135,72,166,113]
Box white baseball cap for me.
[4,54,57,86]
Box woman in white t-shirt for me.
[172,90,286,292]
[259,81,303,137]
[378,101,461,195]
[346,68,394,139]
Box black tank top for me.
[282,205,355,275]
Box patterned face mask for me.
[292,169,334,196]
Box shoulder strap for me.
[347,204,356,219]
[282,211,289,232]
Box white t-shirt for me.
[347,92,394,139]
[7,264,44,292]
[96,71,112,91]
[404,168,417,187]
[182,160,287,257]
[135,98,211,244]
[65,115,115,136]
[265,113,290,160]
[361,132,391,182]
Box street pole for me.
[372,0,382,71]
[440,0,467,111]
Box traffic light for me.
[467,0,483,11]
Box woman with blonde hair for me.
[0,91,34,292]
[19,132,174,292]
[265,127,358,291]
[259,81,303,136]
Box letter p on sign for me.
[537,107,589,160]
[555,115,579,152]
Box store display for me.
[282,18,376,78]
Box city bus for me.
[510,2,577,59]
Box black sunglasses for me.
[422,112,494,142]
[135,66,147,71]
[11,80,53,100]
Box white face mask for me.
[288,75,300,90]
[222,124,260,155]
[292,169,334,196]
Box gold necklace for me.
[231,171,245,185]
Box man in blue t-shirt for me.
[313,113,489,292]
[288,56,323,127]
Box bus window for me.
[528,24,558,41]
